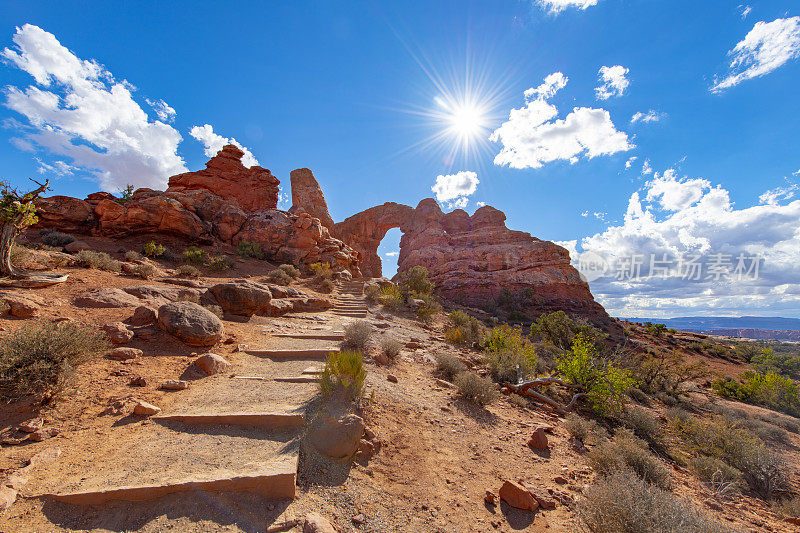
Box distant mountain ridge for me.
[622,316,800,331]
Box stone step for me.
[43,460,298,505]
[153,411,305,429]
[273,332,344,340]
[274,376,320,383]
[247,348,339,359]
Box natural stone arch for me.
[334,202,415,278]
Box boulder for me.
[208,279,272,317]
[498,480,539,512]
[133,400,161,416]
[309,414,365,460]
[157,302,224,346]
[303,513,337,533]
[64,240,91,253]
[527,427,549,450]
[102,322,134,345]
[123,285,202,304]
[194,353,231,375]
[128,305,157,326]
[3,296,39,318]
[74,288,142,308]
[287,297,332,313]
[160,379,189,390]
[107,347,142,361]
[33,195,96,232]
[263,299,294,317]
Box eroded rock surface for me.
[290,168,335,231]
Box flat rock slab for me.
[153,411,305,429]
[248,348,339,359]
[274,376,320,383]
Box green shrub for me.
[75,250,121,272]
[712,371,800,416]
[364,284,380,303]
[117,184,134,204]
[688,455,742,487]
[319,350,366,399]
[558,334,637,415]
[644,322,668,336]
[564,413,601,442]
[183,246,205,265]
[445,310,484,345]
[588,429,671,489]
[265,268,293,285]
[341,321,373,353]
[378,284,403,310]
[141,240,165,258]
[207,255,234,272]
[39,229,74,248]
[415,295,441,323]
[434,353,467,381]
[397,265,433,297]
[530,310,606,351]
[236,240,264,259]
[483,324,537,382]
[577,467,736,533]
[454,372,497,406]
[124,250,143,262]
[634,350,710,394]
[177,264,200,278]
[380,337,402,361]
[278,263,301,279]
[0,321,109,401]
[751,347,800,379]
[622,406,664,445]
[310,262,333,281]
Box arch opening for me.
[376,227,402,278]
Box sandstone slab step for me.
[43,460,297,505]
[248,348,339,359]
[273,332,344,340]
[153,411,304,429]
[274,376,320,383]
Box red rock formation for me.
[167,144,279,212]
[338,198,613,327]
[334,202,414,277]
[289,168,335,231]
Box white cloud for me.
[35,157,76,177]
[642,159,653,175]
[569,168,800,316]
[536,0,599,14]
[625,156,638,169]
[384,251,399,257]
[740,5,752,19]
[2,24,188,191]
[593,211,607,221]
[759,181,798,205]
[712,17,800,92]
[146,98,176,122]
[189,124,259,168]
[580,210,589,217]
[476,201,486,207]
[490,73,632,169]
[595,65,630,100]
[431,170,479,210]
[631,110,664,123]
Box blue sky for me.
[2,1,800,318]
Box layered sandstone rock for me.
[289,168,335,231]
[167,144,279,212]
[32,146,361,274]
[337,198,612,327]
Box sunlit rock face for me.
[337,198,614,327]
[33,145,361,275]
[289,168,336,232]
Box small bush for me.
[564,413,600,442]
[397,265,433,297]
[752,347,800,379]
[202,303,224,319]
[141,240,165,258]
[310,262,333,282]
[124,250,143,262]
[39,229,74,248]
[10,243,33,267]
[530,310,606,351]
[236,240,265,259]
[380,337,402,361]
[435,353,466,381]
[688,455,742,487]
[117,184,134,204]
[265,268,293,285]
[634,350,710,395]
[132,263,157,279]
[364,284,380,302]
[0,321,109,400]
[207,255,234,272]
[622,406,664,445]
[445,310,484,345]
[319,278,335,293]
[588,429,671,489]
[177,264,200,278]
[558,334,638,415]
[378,284,403,310]
[577,467,736,533]
[341,321,373,353]
[712,370,800,416]
[454,372,497,406]
[483,324,538,382]
[779,496,800,518]
[278,263,301,279]
[319,349,366,399]
[75,250,121,272]
[183,246,205,265]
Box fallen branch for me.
[505,378,588,415]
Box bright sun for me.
[447,103,485,138]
